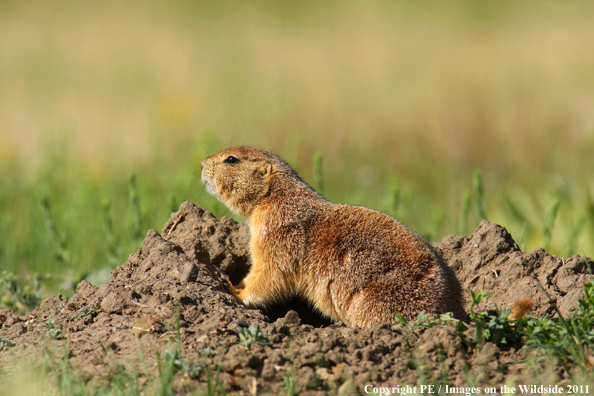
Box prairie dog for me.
[201,147,465,328]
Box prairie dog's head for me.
[201,147,299,217]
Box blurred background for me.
[1,0,594,308]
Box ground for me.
[1,202,592,395]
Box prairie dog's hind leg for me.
[343,289,398,328]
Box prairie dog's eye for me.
[223,156,240,164]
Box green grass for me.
[1,145,592,311]
[0,346,221,396]
[0,327,227,396]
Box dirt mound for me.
[436,219,592,317]
[1,202,592,394]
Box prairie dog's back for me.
[299,205,453,325]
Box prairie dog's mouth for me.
[201,173,218,198]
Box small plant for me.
[161,348,202,379]
[461,289,525,349]
[481,308,524,349]
[199,347,213,357]
[155,348,177,395]
[237,324,271,347]
[0,271,49,313]
[200,364,227,396]
[284,374,296,396]
[178,359,202,379]
[396,311,460,329]
[0,336,15,350]
[40,320,55,330]
[48,328,62,340]
[468,288,491,347]
[135,341,187,395]
[398,289,527,351]
[456,281,594,379]
[522,280,594,376]
[40,320,62,340]
[70,299,100,321]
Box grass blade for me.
[473,170,486,221]
[542,197,560,252]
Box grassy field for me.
[1,0,594,306]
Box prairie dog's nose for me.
[200,159,206,169]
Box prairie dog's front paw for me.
[214,266,233,292]
[237,290,260,307]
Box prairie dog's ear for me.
[255,161,272,179]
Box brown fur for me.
[507,297,534,320]
[201,147,465,328]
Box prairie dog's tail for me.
[507,297,534,320]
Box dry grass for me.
[2,0,593,174]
